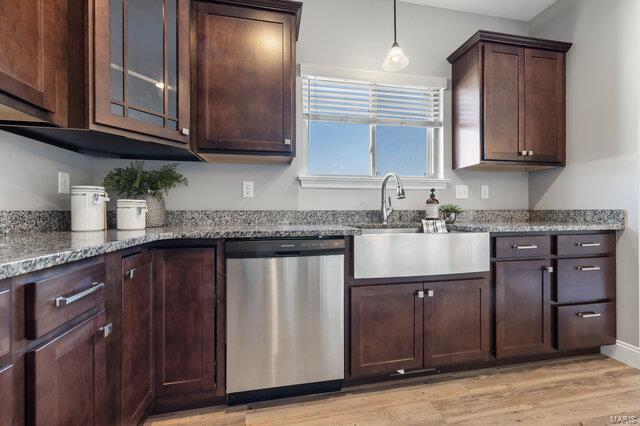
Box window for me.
[300,65,447,188]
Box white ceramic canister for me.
[71,186,110,231]
[117,199,148,230]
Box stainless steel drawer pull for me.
[513,244,538,250]
[577,266,601,271]
[417,290,425,299]
[54,282,104,308]
[124,268,137,279]
[577,312,602,319]
[577,242,601,247]
[98,323,113,338]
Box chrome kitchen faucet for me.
[380,172,406,224]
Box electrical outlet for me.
[58,172,70,194]
[242,181,254,198]
[481,185,490,199]
[455,184,468,200]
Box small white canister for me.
[71,186,110,231]
[117,199,148,230]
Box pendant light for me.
[382,0,409,72]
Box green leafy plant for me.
[103,161,188,201]
[439,204,464,214]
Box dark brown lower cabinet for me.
[350,283,424,378]
[425,279,491,366]
[496,260,552,358]
[0,364,12,425]
[154,249,216,397]
[121,252,154,424]
[26,311,108,425]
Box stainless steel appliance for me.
[226,239,345,402]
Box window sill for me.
[298,175,450,190]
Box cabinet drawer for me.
[0,364,12,426]
[556,302,615,350]
[556,234,615,256]
[25,262,105,339]
[556,257,615,304]
[0,289,10,359]
[495,236,551,259]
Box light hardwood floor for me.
[146,355,640,425]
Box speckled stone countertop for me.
[0,224,359,280]
[448,221,625,233]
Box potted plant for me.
[439,204,463,225]
[103,161,188,228]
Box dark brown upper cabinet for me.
[194,0,302,162]
[448,31,572,171]
[93,0,190,144]
[0,0,69,126]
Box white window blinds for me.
[302,73,443,128]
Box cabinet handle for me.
[284,138,292,146]
[577,266,601,272]
[528,151,534,156]
[98,323,113,338]
[427,290,434,298]
[54,282,104,308]
[545,266,554,273]
[520,150,528,156]
[577,242,601,247]
[577,312,601,319]
[124,268,137,279]
[180,128,190,136]
[416,290,425,299]
[512,244,538,250]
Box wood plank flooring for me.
[146,355,640,425]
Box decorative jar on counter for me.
[117,199,148,230]
[71,186,110,231]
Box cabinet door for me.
[0,364,12,426]
[0,0,57,112]
[154,249,215,396]
[350,284,424,378]
[425,279,491,367]
[524,48,565,163]
[483,43,525,162]
[121,252,154,424]
[196,2,295,154]
[93,0,190,143]
[26,311,108,426]
[496,260,551,358]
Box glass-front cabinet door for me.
[94,0,190,144]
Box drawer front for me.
[0,289,10,359]
[0,364,12,426]
[556,234,615,256]
[495,236,551,259]
[556,302,615,350]
[556,257,615,304]
[25,262,105,339]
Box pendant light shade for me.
[383,0,409,72]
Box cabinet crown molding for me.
[447,30,573,64]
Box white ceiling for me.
[400,0,558,21]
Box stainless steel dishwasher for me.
[225,239,345,404]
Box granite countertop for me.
[0,224,359,280]
[449,221,626,233]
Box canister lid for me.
[117,199,147,208]
[71,185,106,196]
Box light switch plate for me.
[242,181,254,198]
[455,184,469,200]
[58,172,70,194]
[481,185,490,199]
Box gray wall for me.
[93,0,531,211]
[529,0,640,346]
[0,130,94,210]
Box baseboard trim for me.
[602,340,640,369]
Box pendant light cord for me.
[393,0,398,43]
